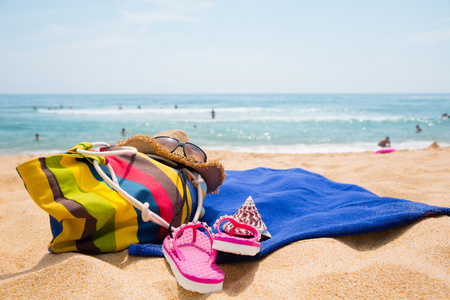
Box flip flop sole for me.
[212,239,260,256]
[162,246,223,294]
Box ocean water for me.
[1,94,449,156]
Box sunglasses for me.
[154,136,207,163]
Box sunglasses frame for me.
[154,136,208,163]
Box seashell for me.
[223,196,271,240]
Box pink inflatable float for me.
[375,148,396,154]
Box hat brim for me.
[117,134,225,194]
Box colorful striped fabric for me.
[16,143,207,254]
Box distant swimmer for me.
[175,104,178,109]
[378,136,390,147]
[35,133,40,141]
[442,113,449,118]
[416,125,422,133]
[138,105,141,109]
[121,128,126,135]
[119,105,122,110]
[211,108,215,119]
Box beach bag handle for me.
[76,142,205,232]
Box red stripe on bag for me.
[108,156,174,240]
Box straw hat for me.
[117,129,225,194]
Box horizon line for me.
[2,92,450,96]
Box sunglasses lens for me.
[155,137,180,152]
[184,143,207,162]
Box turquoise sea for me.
[1,94,449,156]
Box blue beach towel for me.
[129,168,450,263]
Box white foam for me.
[37,107,410,123]
[205,141,449,154]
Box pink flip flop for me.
[162,222,224,294]
[212,216,261,256]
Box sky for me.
[0,0,449,94]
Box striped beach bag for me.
[16,142,207,254]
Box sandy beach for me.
[1,146,449,299]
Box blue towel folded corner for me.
[129,168,450,263]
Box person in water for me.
[378,137,390,147]
[416,125,422,133]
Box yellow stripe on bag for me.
[50,218,86,253]
[16,158,74,221]
[59,156,139,251]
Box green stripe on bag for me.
[46,155,118,252]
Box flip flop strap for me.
[173,223,214,262]
[215,217,261,242]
